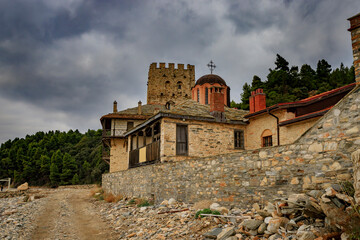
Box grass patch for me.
[195,208,221,219]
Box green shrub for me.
[128,199,136,205]
[137,200,151,207]
[195,208,221,219]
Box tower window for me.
[177,81,182,90]
[205,87,208,104]
[197,89,200,102]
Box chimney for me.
[113,100,117,113]
[348,13,360,83]
[249,88,266,113]
[210,87,226,122]
[138,101,142,115]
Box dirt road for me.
[31,188,115,240]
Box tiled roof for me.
[161,99,248,122]
[245,83,356,118]
[195,74,227,86]
[277,83,356,106]
[100,104,165,121]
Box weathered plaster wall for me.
[160,117,246,162]
[279,118,320,145]
[245,110,287,149]
[103,86,360,207]
[109,138,128,172]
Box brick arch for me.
[261,129,272,137]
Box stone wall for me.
[147,63,195,105]
[103,86,360,207]
[160,118,246,162]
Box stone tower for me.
[348,13,360,83]
[147,62,195,105]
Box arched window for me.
[197,88,200,102]
[165,81,170,89]
[261,129,273,147]
[205,87,208,104]
[177,81,182,90]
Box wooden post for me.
[143,130,146,147]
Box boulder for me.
[257,222,267,234]
[203,228,223,239]
[17,182,29,191]
[210,203,229,214]
[320,201,351,229]
[267,217,288,234]
[168,198,176,205]
[242,219,263,230]
[216,227,235,240]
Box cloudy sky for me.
[0,0,358,143]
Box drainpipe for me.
[267,109,280,146]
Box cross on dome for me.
[207,60,216,74]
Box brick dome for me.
[195,74,227,86]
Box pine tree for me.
[49,163,60,186]
[71,173,80,185]
[60,153,77,185]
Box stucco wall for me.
[109,119,144,172]
[103,86,360,207]
[191,83,229,106]
[279,117,320,145]
[160,117,246,162]
[109,138,128,172]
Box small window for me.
[127,122,134,131]
[197,89,200,102]
[205,87,208,105]
[176,124,188,155]
[234,130,244,149]
[263,136,273,147]
[177,81,182,90]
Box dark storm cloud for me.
[0,0,359,143]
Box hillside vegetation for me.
[0,129,108,187]
[231,54,355,109]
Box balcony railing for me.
[102,129,126,138]
[129,141,160,168]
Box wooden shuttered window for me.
[234,130,244,149]
[176,124,188,155]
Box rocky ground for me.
[0,185,358,240]
[94,183,359,240]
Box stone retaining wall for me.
[103,86,360,207]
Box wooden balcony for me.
[129,141,160,168]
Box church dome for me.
[195,74,227,86]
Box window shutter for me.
[176,125,188,155]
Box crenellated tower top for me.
[147,62,195,105]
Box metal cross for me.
[207,60,216,74]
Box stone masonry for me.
[103,86,360,207]
[147,63,195,105]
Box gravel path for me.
[0,188,116,240]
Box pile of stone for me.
[97,185,358,240]
[202,185,358,240]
